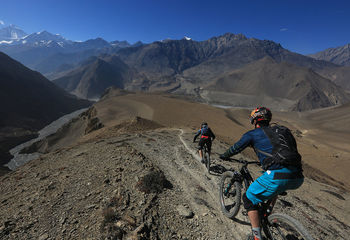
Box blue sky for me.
[1,0,349,54]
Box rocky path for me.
[1,123,349,239]
[130,128,252,239]
[130,127,350,240]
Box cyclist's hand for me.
[219,154,230,160]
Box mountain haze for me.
[0,28,139,76]
[0,52,91,168]
[0,25,27,42]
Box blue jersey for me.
[228,128,283,170]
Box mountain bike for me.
[219,158,313,240]
[194,140,211,173]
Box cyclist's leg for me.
[245,172,278,240]
[197,138,205,160]
[206,140,212,155]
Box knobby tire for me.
[265,213,314,240]
[219,171,242,219]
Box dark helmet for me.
[201,122,208,128]
[249,107,272,125]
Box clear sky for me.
[1,0,349,54]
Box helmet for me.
[249,107,272,125]
[201,122,208,128]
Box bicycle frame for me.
[227,159,278,217]
[228,159,258,190]
[221,158,312,240]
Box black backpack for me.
[256,124,302,170]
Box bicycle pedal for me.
[242,210,248,216]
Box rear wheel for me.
[219,171,242,219]
[205,151,210,173]
[265,213,313,240]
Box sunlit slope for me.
[93,89,350,190]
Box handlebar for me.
[224,157,260,166]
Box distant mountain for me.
[0,51,91,167]
[0,24,27,43]
[117,33,337,85]
[0,34,113,75]
[19,30,72,46]
[0,27,137,75]
[204,57,350,111]
[53,33,350,109]
[0,52,91,129]
[53,55,148,99]
[309,44,350,66]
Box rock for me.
[38,233,49,240]
[85,204,96,210]
[176,205,194,219]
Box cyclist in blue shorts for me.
[219,107,304,240]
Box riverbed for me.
[6,108,88,170]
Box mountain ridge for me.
[0,52,91,169]
[309,43,350,66]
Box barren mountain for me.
[315,65,350,91]
[203,57,350,111]
[1,89,349,239]
[0,52,91,171]
[53,55,149,99]
[54,33,350,110]
[309,43,350,66]
[116,33,336,84]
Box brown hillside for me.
[27,89,350,191]
[205,57,350,111]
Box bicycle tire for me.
[205,151,210,173]
[265,213,314,240]
[219,171,242,219]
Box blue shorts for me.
[246,167,304,205]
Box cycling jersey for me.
[193,126,215,142]
[225,128,284,170]
[222,126,303,206]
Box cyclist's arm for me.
[221,132,253,158]
[193,129,201,142]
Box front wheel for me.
[219,171,242,219]
[265,213,314,240]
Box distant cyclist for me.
[193,122,215,163]
[219,107,304,240]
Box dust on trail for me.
[131,128,251,239]
[177,129,201,162]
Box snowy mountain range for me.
[0,24,28,43]
[0,24,143,75]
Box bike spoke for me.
[268,221,308,240]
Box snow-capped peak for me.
[0,24,27,43]
[184,36,192,41]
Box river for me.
[6,108,88,170]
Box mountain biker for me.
[193,122,215,163]
[219,107,304,240]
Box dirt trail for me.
[1,123,349,239]
[132,127,350,240]
[130,128,252,239]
